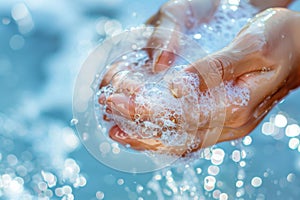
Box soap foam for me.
[96,0,255,154]
[97,53,203,150]
[188,0,258,53]
[97,52,250,154]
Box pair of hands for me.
[99,0,300,156]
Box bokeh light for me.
[1,0,300,199]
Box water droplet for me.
[274,114,287,128]
[203,176,216,191]
[288,138,299,150]
[196,168,202,174]
[38,181,47,191]
[262,122,275,135]
[131,44,138,50]
[211,148,225,165]
[7,154,18,166]
[213,189,221,199]
[104,20,122,36]
[243,136,252,146]
[99,142,111,154]
[11,3,29,21]
[231,150,241,162]
[208,165,220,176]
[236,180,244,188]
[96,191,105,200]
[239,161,246,167]
[62,185,72,194]
[193,34,202,39]
[136,184,144,193]
[70,118,78,126]
[287,173,296,182]
[117,179,124,185]
[219,193,228,200]
[285,124,300,137]
[251,177,262,188]
[112,147,120,154]
[154,174,162,180]
[9,34,25,50]
[2,17,11,25]
[82,132,89,141]
[55,188,64,197]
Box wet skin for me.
[99,0,300,156]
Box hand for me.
[185,8,300,147]
[99,0,300,156]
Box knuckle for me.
[208,55,233,79]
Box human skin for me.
[249,0,294,10]
[99,0,300,155]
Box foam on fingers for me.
[98,55,251,155]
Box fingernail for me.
[107,94,134,120]
[152,49,163,72]
[153,48,163,61]
[109,125,130,142]
[103,114,112,121]
[98,94,106,104]
[105,107,112,114]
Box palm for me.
[98,7,300,156]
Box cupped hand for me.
[98,0,300,156]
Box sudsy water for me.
[95,0,300,199]
[97,0,254,155]
[1,0,300,199]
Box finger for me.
[103,114,113,122]
[99,62,130,88]
[215,9,300,145]
[236,69,289,119]
[109,125,163,151]
[185,55,226,91]
[230,9,299,115]
[146,0,220,73]
[106,93,153,122]
[147,0,220,29]
[223,8,300,79]
[184,25,275,90]
[146,1,181,71]
[146,11,181,73]
[109,125,191,155]
[110,71,144,97]
[249,0,293,10]
[106,93,135,120]
[185,50,271,90]
[98,93,106,105]
[184,6,278,87]
[146,25,180,73]
[165,69,201,98]
[218,67,289,133]
[215,84,287,144]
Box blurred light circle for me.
[251,177,262,188]
[285,124,300,137]
[274,114,287,128]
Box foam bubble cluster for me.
[96,50,250,154]
[189,0,258,53]
[98,62,201,150]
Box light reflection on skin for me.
[99,0,300,156]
